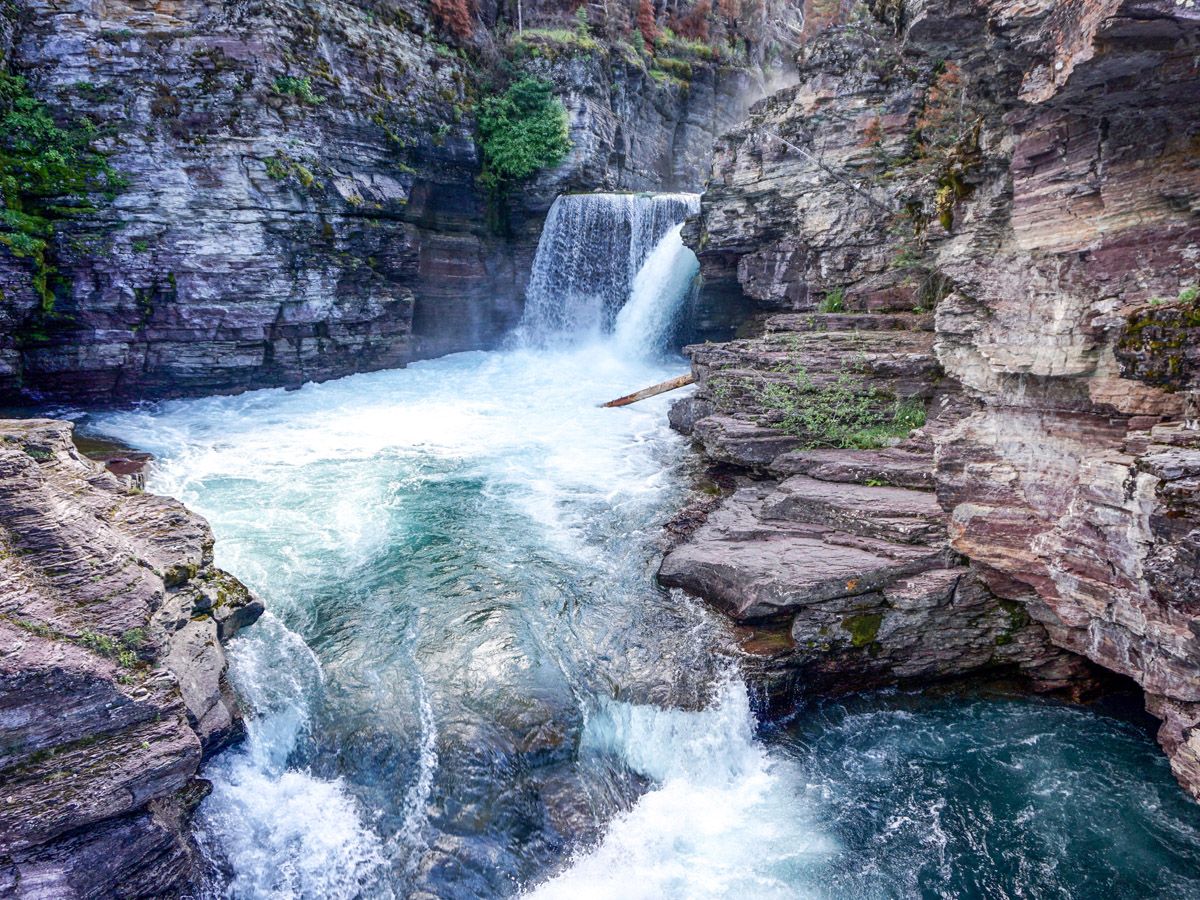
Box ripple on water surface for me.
[768,691,1200,900]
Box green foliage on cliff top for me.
[509,27,601,59]
[0,71,123,307]
[476,77,571,189]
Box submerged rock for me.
[0,419,263,896]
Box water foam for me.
[196,616,392,899]
[527,681,835,900]
[92,339,702,896]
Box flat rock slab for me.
[658,484,946,621]
[765,312,935,333]
[882,567,964,611]
[691,328,938,373]
[691,415,805,467]
[770,447,936,491]
[761,474,946,544]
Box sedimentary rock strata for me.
[667,0,1200,795]
[0,0,775,402]
[0,419,263,896]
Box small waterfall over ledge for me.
[520,192,701,352]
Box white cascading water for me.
[611,223,700,358]
[194,616,393,898]
[528,681,835,900]
[520,192,700,345]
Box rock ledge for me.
[0,419,263,898]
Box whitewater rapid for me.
[528,681,835,900]
[85,200,809,896]
[92,338,741,896]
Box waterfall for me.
[612,224,700,358]
[83,178,1200,899]
[520,192,701,350]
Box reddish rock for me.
[668,0,1200,798]
[0,419,263,896]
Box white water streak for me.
[196,615,392,899]
[612,223,700,358]
[527,682,835,899]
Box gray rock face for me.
[0,418,263,897]
[0,1,772,403]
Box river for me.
[83,193,1200,899]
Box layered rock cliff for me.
[0,419,263,896]
[0,0,779,403]
[668,0,1200,796]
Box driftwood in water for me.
[602,373,695,408]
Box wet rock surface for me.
[0,418,263,897]
[665,0,1200,795]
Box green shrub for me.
[264,156,289,180]
[726,362,926,449]
[273,76,324,105]
[819,287,846,313]
[0,71,123,308]
[78,630,118,656]
[476,77,571,189]
[655,56,693,80]
[648,68,689,89]
[842,397,926,449]
[263,152,321,190]
[14,619,55,639]
[655,30,719,61]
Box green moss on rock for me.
[842,612,883,648]
[1116,289,1200,391]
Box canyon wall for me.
[0,419,263,896]
[0,0,775,403]
[668,0,1200,795]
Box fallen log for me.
[601,373,695,408]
